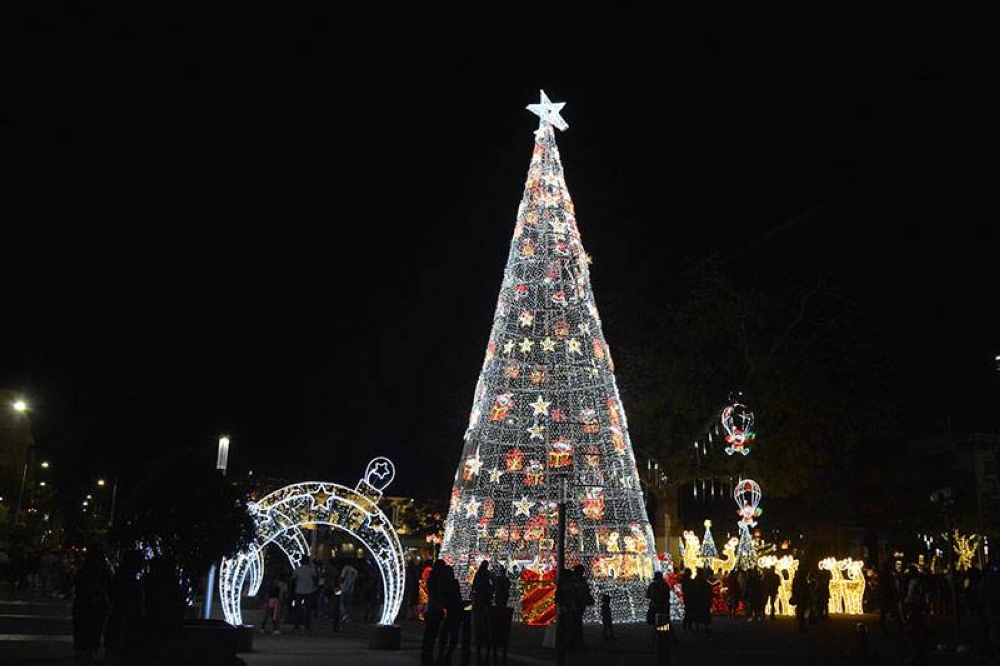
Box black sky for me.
[2,11,997,503]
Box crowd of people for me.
[418,558,514,666]
[8,536,1000,663]
[0,540,78,598]
[256,555,385,635]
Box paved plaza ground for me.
[1,591,994,665]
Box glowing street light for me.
[12,400,27,412]
[97,479,106,487]
[41,461,49,469]
[217,435,230,476]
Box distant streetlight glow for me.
[217,435,230,475]
[97,479,106,486]
[41,461,49,469]
[39,481,46,487]
[12,400,27,412]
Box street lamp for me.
[97,479,106,486]
[217,435,230,476]
[10,400,32,526]
[40,461,49,469]
[205,434,231,619]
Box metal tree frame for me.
[219,458,405,626]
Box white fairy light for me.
[219,458,405,627]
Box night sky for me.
[3,12,997,505]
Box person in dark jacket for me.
[878,562,902,634]
[71,543,112,666]
[103,549,143,665]
[762,566,781,619]
[744,569,764,621]
[791,565,812,633]
[471,560,494,661]
[493,564,511,608]
[439,565,464,664]
[645,571,670,626]
[420,560,446,666]
[680,569,696,631]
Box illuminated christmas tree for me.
[699,519,718,569]
[440,91,657,623]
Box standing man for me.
[339,561,358,623]
[762,565,781,619]
[291,559,317,633]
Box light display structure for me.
[699,519,719,569]
[818,557,865,615]
[218,458,405,627]
[733,479,762,570]
[439,91,656,623]
[759,554,798,616]
[721,400,755,456]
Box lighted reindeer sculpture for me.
[759,554,799,616]
[817,557,865,615]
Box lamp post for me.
[204,434,230,620]
[9,399,32,527]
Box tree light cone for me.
[440,93,657,623]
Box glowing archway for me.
[219,457,405,626]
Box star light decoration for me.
[514,496,535,517]
[527,90,569,131]
[530,395,551,416]
[465,453,484,477]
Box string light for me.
[219,458,405,627]
[439,91,656,624]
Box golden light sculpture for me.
[681,529,737,576]
[760,554,798,616]
[713,537,739,575]
[950,530,980,571]
[817,557,865,615]
[680,530,703,574]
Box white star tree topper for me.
[526,90,568,131]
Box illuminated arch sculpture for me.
[219,457,405,627]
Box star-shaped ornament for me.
[540,337,557,352]
[465,498,481,518]
[465,455,483,477]
[514,496,535,517]
[579,322,592,336]
[518,310,535,327]
[527,423,546,440]
[488,468,503,483]
[527,90,569,131]
[502,339,515,355]
[519,338,535,354]
[567,338,582,355]
[530,395,551,416]
[311,487,332,509]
